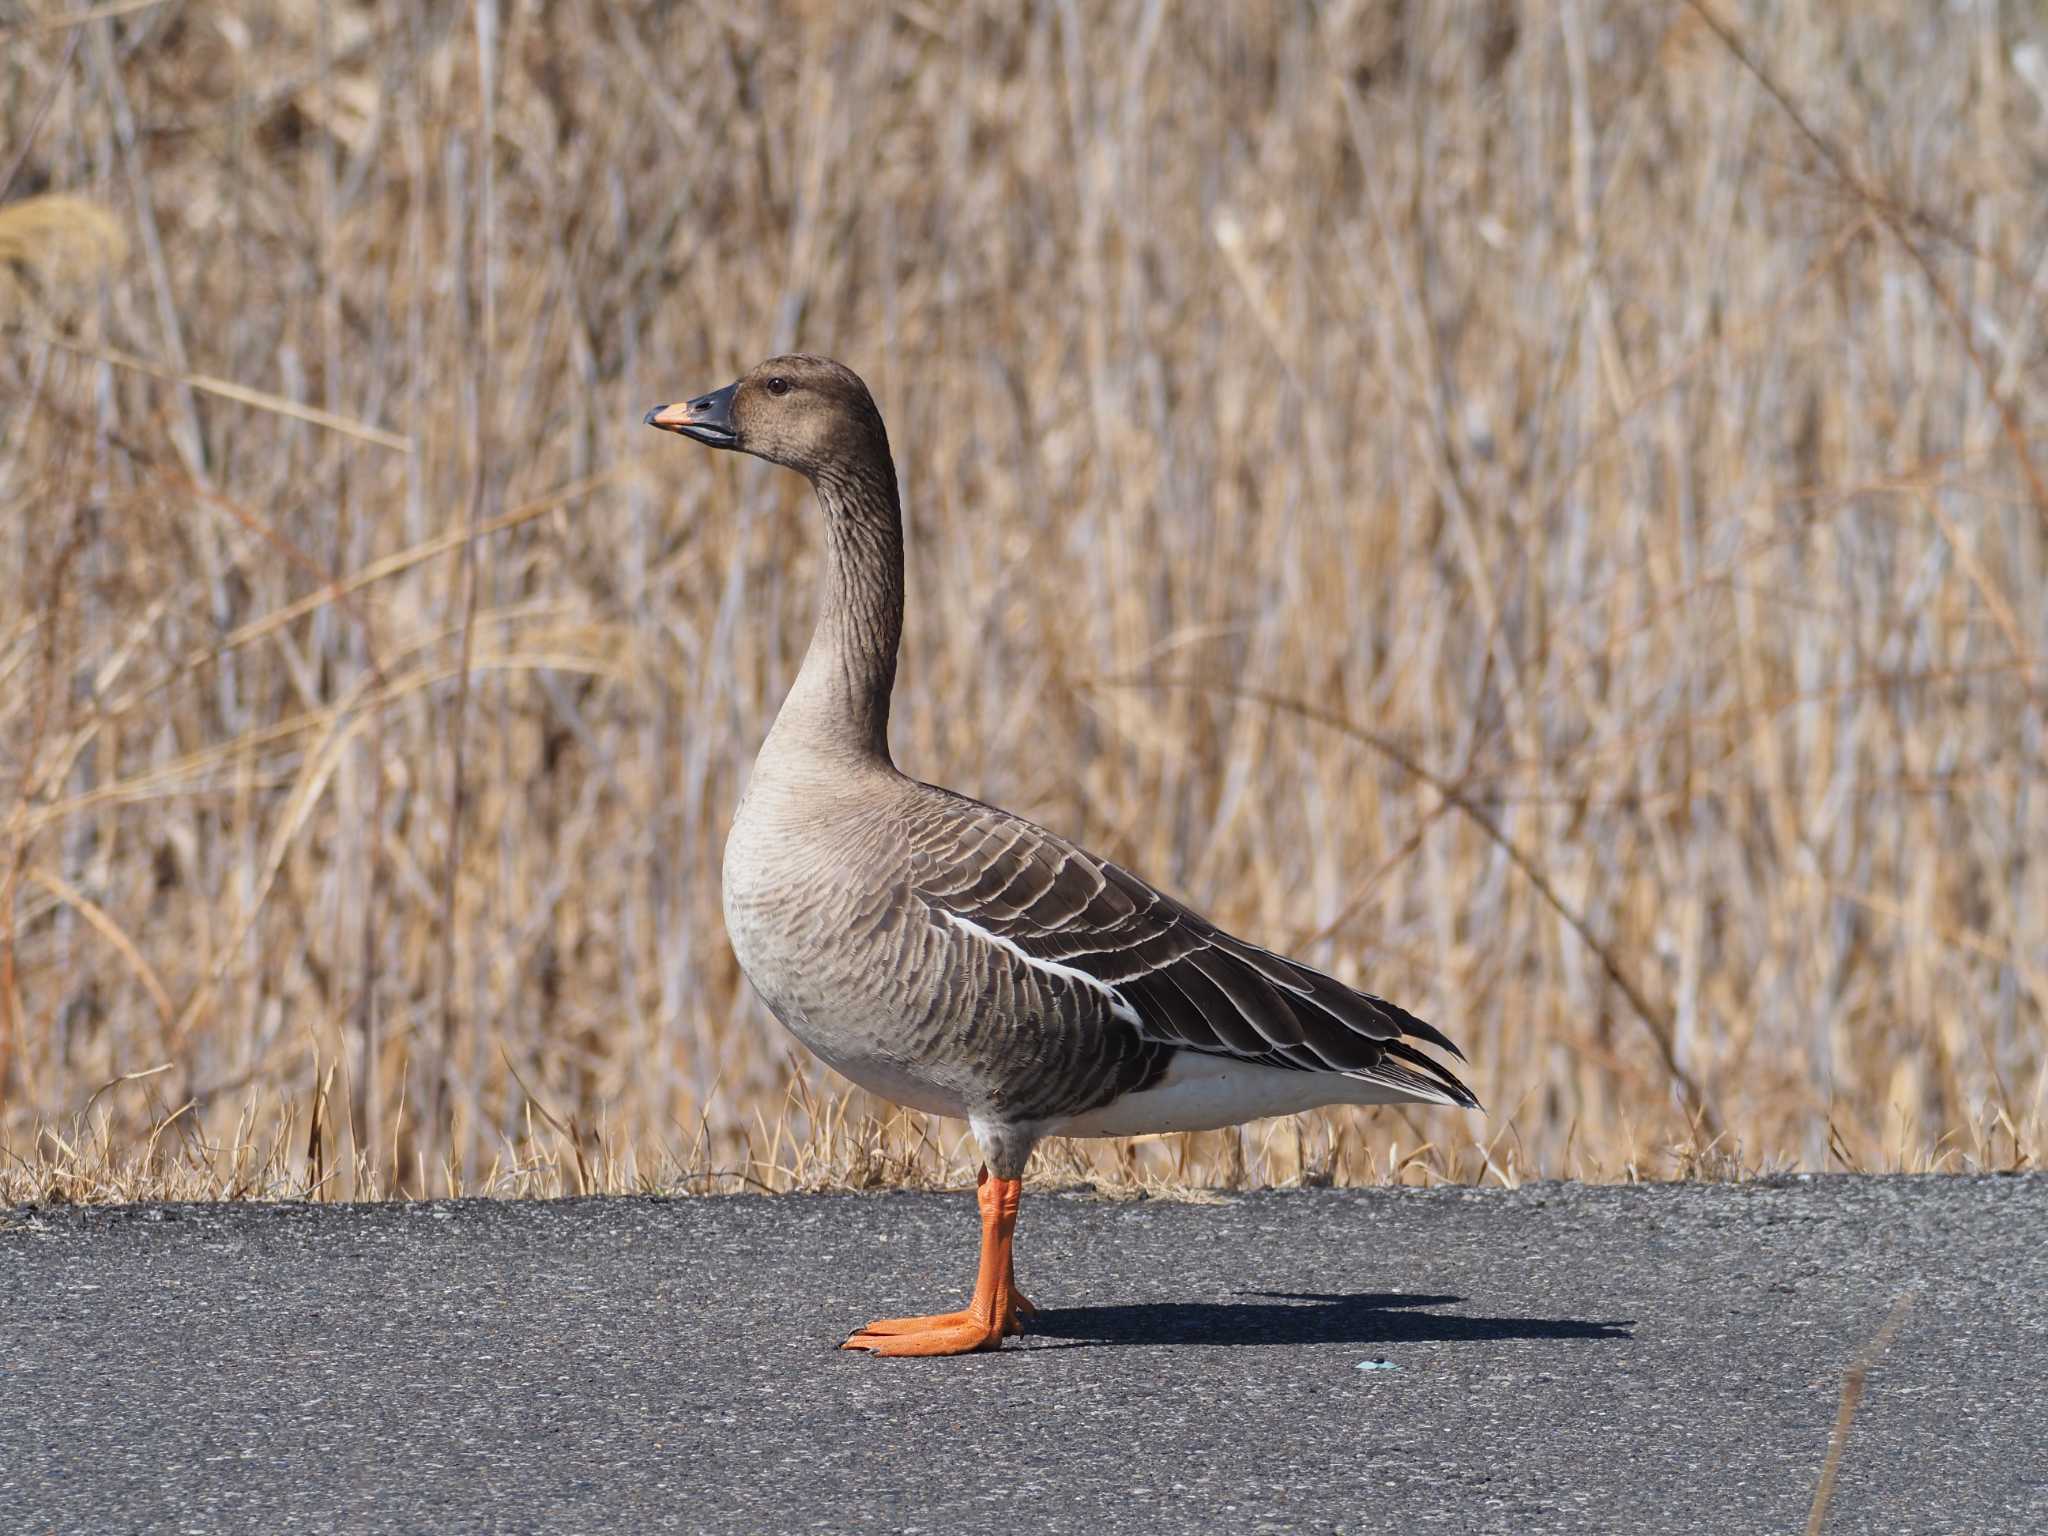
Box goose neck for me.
[771,460,904,768]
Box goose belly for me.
[789,1030,972,1120]
[1049,1052,1400,1137]
[740,965,973,1121]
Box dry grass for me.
[2,1,2043,1206]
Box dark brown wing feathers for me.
[907,789,1479,1109]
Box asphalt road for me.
[3,1175,2043,1534]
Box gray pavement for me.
[2,1174,2043,1534]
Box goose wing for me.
[904,789,1478,1109]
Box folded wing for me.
[906,790,1478,1109]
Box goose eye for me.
[765,376,791,397]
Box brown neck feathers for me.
[802,453,904,763]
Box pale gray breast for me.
[720,777,972,1101]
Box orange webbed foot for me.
[841,1309,969,1338]
[843,1292,1030,1346]
[841,1312,1008,1356]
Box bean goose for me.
[645,355,1478,1356]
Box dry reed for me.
[2,1,2043,1205]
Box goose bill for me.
[643,381,739,447]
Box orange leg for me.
[843,1168,1027,1356]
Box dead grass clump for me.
[1,2,2043,1203]
[0,193,127,313]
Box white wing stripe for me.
[936,908,1142,1028]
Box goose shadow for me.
[1025,1291,1634,1349]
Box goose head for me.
[644,354,888,481]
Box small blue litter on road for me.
[1354,1358,1399,1372]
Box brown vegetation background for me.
[2,0,2044,1200]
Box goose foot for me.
[841,1171,1026,1358]
[842,1291,1032,1344]
[842,1312,1009,1356]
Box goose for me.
[645,355,1479,1356]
